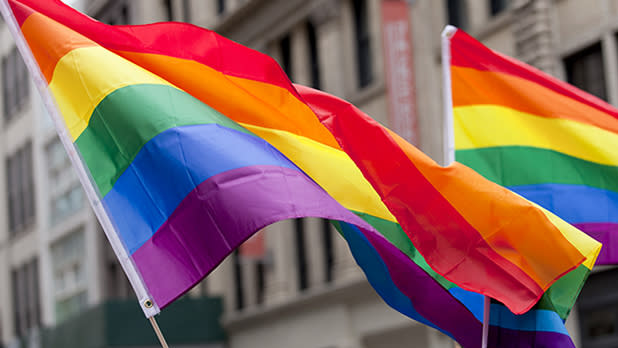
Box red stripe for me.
[8,0,34,26]
[9,0,301,100]
[450,28,618,120]
[297,84,544,315]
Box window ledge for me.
[223,276,373,331]
[346,79,386,108]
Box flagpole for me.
[440,25,457,166]
[149,316,171,348]
[0,0,159,318]
[442,25,491,348]
[481,296,490,348]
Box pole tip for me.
[441,25,458,39]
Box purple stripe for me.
[131,165,375,308]
[355,225,574,348]
[488,326,575,348]
[574,222,618,264]
[361,229,480,347]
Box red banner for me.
[238,229,266,260]
[381,0,418,145]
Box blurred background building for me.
[0,0,617,347]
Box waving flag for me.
[3,1,601,347]
[447,26,618,265]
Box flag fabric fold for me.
[6,1,602,347]
[447,26,618,265]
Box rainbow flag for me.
[300,85,599,347]
[5,1,601,347]
[447,26,618,265]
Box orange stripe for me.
[387,129,584,287]
[114,50,342,150]
[451,66,618,135]
[20,11,342,150]
[21,12,95,82]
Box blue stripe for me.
[338,222,451,337]
[103,124,300,254]
[508,183,618,224]
[449,288,568,335]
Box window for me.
[307,21,321,90]
[163,0,173,21]
[446,0,468,30]
[182,0,191,22]
[295,219,308,291]
[102,232,133,300]
[2,47,29,123]
[52,229,88,323]
[322,219,335,283]
[564,43,607,101]
[11,259,41,337]
[233,250,244,310]
[279,34,293,80]
[46,139,83,225]
[217,0,225,15]
[6,142,35,236]
[578,268,618,347]
[490,0,509,16]
[352,0,373,88]
[95,0,129,25]
[255,261,265,305]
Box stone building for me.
[0,1,617,348]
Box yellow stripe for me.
[535,204,601,269]
[454,105,618,166]
[49,46,170,141]
[243,123,397,223]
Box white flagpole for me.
[441,25,491,348]
[482,296,490,348]
[0,0,159,318]
[441,25,457,166]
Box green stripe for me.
[456,146,618,192]
[354,212,456,289]
[347,212,588,319]
[536,264,589,319]
[75,84,253,196]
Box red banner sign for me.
[381,0,418,145]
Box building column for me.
[512,0,557,74]
[601,0,618,106]
[305,217,327,288]
[264,220,294,304]
[311,0,346,96]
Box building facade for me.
[0,0,617,348]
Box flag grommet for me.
[144,299,153,309]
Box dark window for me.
[95,0,130,25]
[163,0,173,21]
[295,219,308,291]
[2,47,29,123]
[182,0,191,22]
[578,268,618,348]
[217,0,225,15]
[279,34,293,80]
[446,0,468,29]
[11,259,41,337]
[6,142,35,237]
[233,250,244,310]
[490,0,509,16]
[322,219,334,283]
[11,270,20,336]
[352,0,373,88]
[255,261,265,305]
[565,43,607,101]
[102,232,132,300]
[307,21,321,90]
